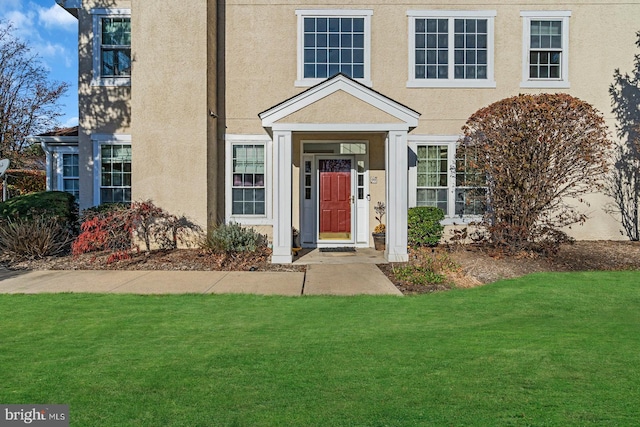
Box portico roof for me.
[259,73,420,130]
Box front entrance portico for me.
[259,74,420,263]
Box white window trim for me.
[91,134,132,206]
[56,147,80,197]
[91,8,131,87]
[295,9,373,87]
[43,145,79,193]
[407,10,496,88]
[225,134,273,225]
[520,10,571,88]
[408,135,483,225]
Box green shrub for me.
[391,249,459,288]
[202,222,267,253]
[408,207,445,247]
[0,191,78,227]
[0,215,74,260]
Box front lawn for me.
[1,271,639,425]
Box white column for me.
[271,130,293,264]
[385,131,409,262]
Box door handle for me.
[351,195,355,204]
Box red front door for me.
[319,159,352,237]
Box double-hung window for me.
[92,135,132,205]
[521,11,571,88]
[416,146,449,212]
[91,9,131,86]
[100,144,132,204]
[296,10,372,87]
[410,136,486,222]
[48,146,79,199]
[230,143,267,217]
[408,11,496,88]
[455,150,485,216]
[61,153,80,199]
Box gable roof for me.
[39,126,78,137]
[259,73,420,129]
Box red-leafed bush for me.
[72,200,201,264]
[72,205,135,261]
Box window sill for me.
[296,78,372,88]
[407,80,496,89]
[520,80,570,89]
[441,216,484,226]
[91,77,131,87]
[227,217,273,226]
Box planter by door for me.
[372,233,385,251]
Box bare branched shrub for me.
[0,216,74,260]
[459,93,612,253]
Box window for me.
[416,146,449,212]
[91,9,131,86]
[231,144,265,215]
[410,136,485,222]
[47,146,79,199]
[100,144,131,203]
[455,150,486,216]
[62,153,79,199]
[521,11,571,88]
[408,11,496,88]
[296,10,372,87]
[92,134,132,205]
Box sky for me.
[1,0,78,128]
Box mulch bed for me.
[1,241,638,295]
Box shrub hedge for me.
[408,207,445,247]
[0,191,78,226]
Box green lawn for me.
[1,271,639,426]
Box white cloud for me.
[63,116,79,127]
[0,0,22,13]
[4,10,35,36]
[38,4,76,31]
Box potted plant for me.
[372,201,386,251]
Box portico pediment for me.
[259,74,420,130]
[276,89,403,124]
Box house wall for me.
[224,0,640,240]
[76,0,132,210]
[130,0,217,228]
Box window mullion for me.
[448,140,456,218]
[448,17,455,82]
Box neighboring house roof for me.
[38,126,79,137]
[27,126,78,148]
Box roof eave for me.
[55,0,80,18]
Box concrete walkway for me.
[0,264,402,296]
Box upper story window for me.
[296,10,373,87]
[407,11,496,88]
[91,9,131,87]
[521,11,571,88]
